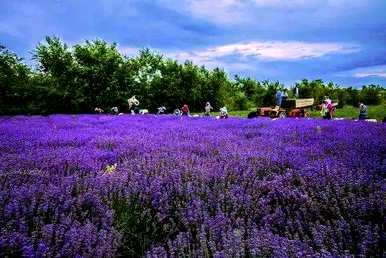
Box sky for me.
[1,0,386,87]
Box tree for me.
[206,68,231,110]
[262,80,282,106]
[128,48,164,111]
[360,85,383,105]
[0,45,31,114]
[34,36,79,113]
[73,39,125,111]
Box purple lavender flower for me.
[0,115,385,257]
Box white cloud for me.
[116,44,253,71]
[165,41,359,62]
[118,40,359,71]
[165,50,255,72]
[252,0,309,7]
[336,65,386,79]
[355,72,386,78]
[353,66,386,78]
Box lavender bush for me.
[0,115,385,257]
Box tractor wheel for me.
[279,112,287,118]
[269,111,277,118]
[248,111,258,119]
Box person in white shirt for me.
[204,102,213,116]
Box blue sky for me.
[1,0,385,87]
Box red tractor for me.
[248,98,315,119]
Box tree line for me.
[1,36,385,115]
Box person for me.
[359,102,367,120]
[219,106,228,119]
[326,101,334,119]
[139,109,149,115]
[282,89,288,105]
[128,96,140,114]
[276,89,288,109]
[94,107,104,114]
[204,102,213,116]
[276,90,283,108]
[324,96,332,105]
[128,96,139,108]
[157,106,166,115]
[293,85,299,98]
[321,101,329,119]
[181,104,190,116]
[321,97,333,118]
[174,108,181,116]
[111,106,119,115]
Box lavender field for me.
[0,115,385,257]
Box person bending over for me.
[181,104,190,116]
[359,102,367,120]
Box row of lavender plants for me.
[0,115,385,257]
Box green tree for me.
[262,80,282,106]
[296,79,337,105]
[128,48,164,111]
[206,68,231,110]
[73,39,125,111]
[0,45,31,114]
[34,36,80,113]
[359,85,383,105]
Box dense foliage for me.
[1,37,385,115]
[0,115,385,257]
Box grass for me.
[228,109,256,117]
[192,109,256,117]
[309,104,386,121]
[197,105,385,121]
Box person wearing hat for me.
[157,106,166,115]
[174,108,181,116]
[219,106,228,119]
[111,106,119,115]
